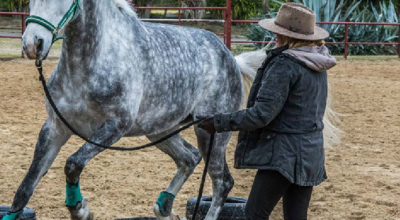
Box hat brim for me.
[259,19,329,41]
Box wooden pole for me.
[21,14,26,58]
[225,0,232,50]
[144,0,153,18]
[344,24,349,59]
[398,23,400,58]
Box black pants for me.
[245,170,313,220]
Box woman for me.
[199,3,337,220]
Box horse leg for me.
[194,127,234,220]
[7,119,71,219]
[147,129,202,220]
[64,119,131,220]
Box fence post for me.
[21,14,26,58]
[178,8,181,25]
[223,10,226,44]
[344,24,348,60]
[225,0,232,50]
[398,24,400,58]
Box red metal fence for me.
[0,12,27,57]
[1,0,400,59]
[232,20,400,59]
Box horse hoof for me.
[153,204,177,220]
[68,199,93,220]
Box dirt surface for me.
[0,59,400,220]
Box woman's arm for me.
[214,58,297,133]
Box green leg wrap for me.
[2,210,23,220]
[156,191,175,217]
[66,181,83,207]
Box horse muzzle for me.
[22,27,51,60]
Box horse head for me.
[23,0,79,60]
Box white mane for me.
[113,0,137,17]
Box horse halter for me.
[25,0,81,44]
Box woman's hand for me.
[197,115,216,134]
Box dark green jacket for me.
[214,45,329,186]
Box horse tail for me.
[323,86,344,148]
[235,50,266,97]
[235,49,343,148]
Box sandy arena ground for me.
[0,59,400,220]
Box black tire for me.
[186,196,247,220]
[115,218,157,220]
[0,206,36,220]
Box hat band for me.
[274,20,314,35]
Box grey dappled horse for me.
[8,0,341,219]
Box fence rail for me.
[1,1,400,59]
[232,20,400,59]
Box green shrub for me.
[208,0,257,20]
[2,0,29,12]
[246,0,399,56]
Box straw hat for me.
[259,3,329,41]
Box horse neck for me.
[60,0,144,68]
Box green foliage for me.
[208,0,257,20]
[1,0,29,11]
[344,0,399,55]
[231,0,257,20]
[246,0,399,56]
[0,1,6,8]
[245,12,277,48]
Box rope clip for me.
[35,60,42,68]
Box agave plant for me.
[346,0,399,55]
[244,12,277,48]
[246,0,399,56]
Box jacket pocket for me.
[243,131,276,166]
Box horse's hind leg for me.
[64,119,131,220]
[194,128,234,220]
[147,129,202,220]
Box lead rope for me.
[192,133,214,220]
[34,60,215,219]
[35,60,208,151]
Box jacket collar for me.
[259,45,289,71]
[266,44,289,59]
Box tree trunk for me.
[143,0,153,18]
[182,0,206,19]
[164,9,168,18]
[262,0,269,14]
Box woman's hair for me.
[276,34,325,49]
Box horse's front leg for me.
[64,119,131,220]
[4,119,71,220]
